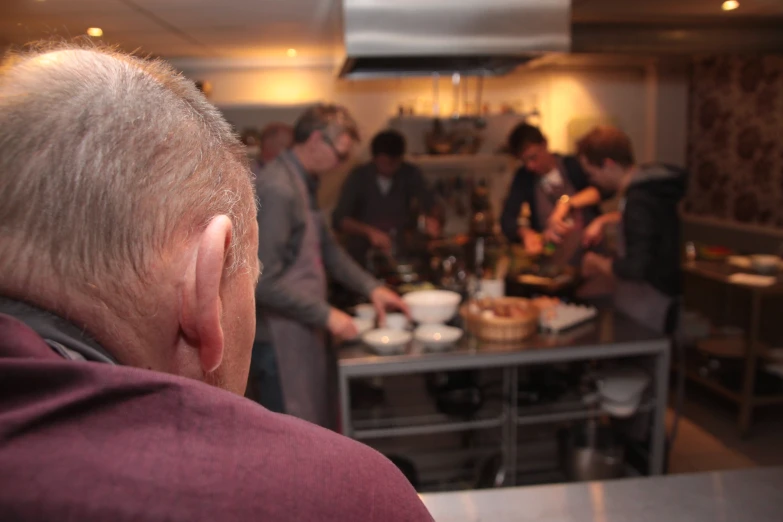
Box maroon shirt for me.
[0,313,433,521]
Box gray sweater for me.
[254,151,380,341]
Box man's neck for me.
[619,166,637,193]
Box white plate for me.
[414,324,463,350]
[362,328,412,355]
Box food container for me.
[384,313,410,331]
[403,290,462,324]
[414,324,463,350]
[355,304,376,320]
[362,329,412,355]
[463,297,539,342]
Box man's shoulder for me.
[255,159,297,200]
[0,358,431,520]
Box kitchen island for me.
[338,308,671,482]
[420,467,783,522]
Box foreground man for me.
[578,126,686,334]
[0,44,431,521]
[254,105,407,428]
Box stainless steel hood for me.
[338,0,571,79]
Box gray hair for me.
[292,104,360,145]
[0,41,256,307]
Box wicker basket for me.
[462,297,539,342]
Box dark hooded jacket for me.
[613,163,688,297]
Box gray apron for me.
[613,199,673,335]
[534,163,585,267]
[263,158,330,427]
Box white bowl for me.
[362,328,412,355]
[414,324,463,350]
[751,255,780,275]
[384,313,410,331]
[355,304,376,320]
[352,317,375,338]
[402,290,462,324]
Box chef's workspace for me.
[5,0,783,520]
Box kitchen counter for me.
[339,309,665,377]
[338,308,671,479]
[420,467,783,521]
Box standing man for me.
[254,105,407,427]
[500,123,606,264]
[250,122,293,176]
[332,129,439,265]
[578,126,686,334]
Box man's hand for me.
[327,308,359,342]
[366,227,392,252]
[370,286,410,327]
[582,251,613,278]
[520,229,543,256]
[582,218,605,248]
[547,201,573,239]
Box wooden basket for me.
[462,297,539,342]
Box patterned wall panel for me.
[685,55,783,226]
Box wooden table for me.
[683,260,783,435]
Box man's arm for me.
[255,180,330,327]
[320,219,381,298]
[613,196,657,281]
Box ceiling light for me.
[722,1,739,11]
[86,27,103,37]
[286,48,297,58]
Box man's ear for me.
[180,215,233,374]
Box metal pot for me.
[558,420,626,481]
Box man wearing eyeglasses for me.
[252,104,408,428]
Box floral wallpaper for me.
[685,55,783,226]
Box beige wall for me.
[178,61,688,209]
[180,62,687,161]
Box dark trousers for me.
[248,341,285,414]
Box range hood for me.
[339,0,571,79]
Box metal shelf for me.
[353,414,505,440]
[517,400,655,427]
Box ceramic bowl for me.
[402,290,462,324]
[414,324,463,351]
[362,329,412,355]
[384,313,410,331]
[355,304,377,320]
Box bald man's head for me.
[0,42,256,316]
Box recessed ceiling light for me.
[86,27,103,37]
[722,1,739,11]
[286,48,297,58]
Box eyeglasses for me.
[322,134,350,163]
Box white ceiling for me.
[2,0,782,60]
[2,0,342,59]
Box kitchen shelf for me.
[679,368,783,407]
[352,404,505,440]
[517,400,655,427]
